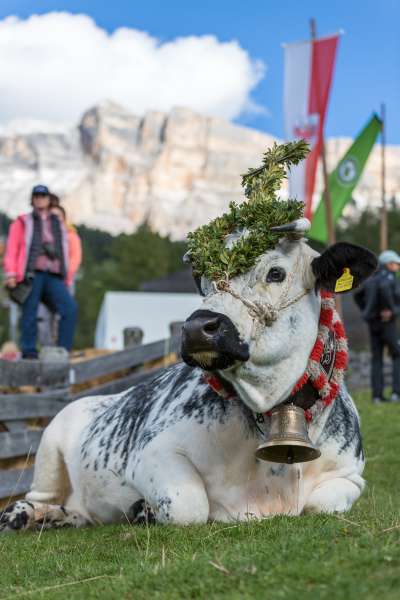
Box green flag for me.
[309,114,382,243]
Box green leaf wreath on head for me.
[187,139,310,287]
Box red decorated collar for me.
[203,292,348,421]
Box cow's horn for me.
[270,218,311,234]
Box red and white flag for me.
[284,34,339,218]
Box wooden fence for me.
[0,336,180,502]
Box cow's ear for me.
[183,251,205,296]
[193,274,205,296]
[311,242,377,293]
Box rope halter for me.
[215,254,312,327]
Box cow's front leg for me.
[304,472,365,514]
[128,499,157,525]
[0,500,89,533]
[131,451,209,525]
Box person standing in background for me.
[49,192,61,208]
[3,185,77,358]
[38,201,82,347]
[354,250,400,404]
[50,204,82,293]
[37,192,62,345]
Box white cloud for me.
[0,12,265,127]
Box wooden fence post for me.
[123,327,144,348]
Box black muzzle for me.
[181,309,249,370]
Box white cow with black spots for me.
[0,221,376,531]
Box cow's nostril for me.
[181,309,249,368]
[203,318,221,334]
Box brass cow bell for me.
[255,404,321,464]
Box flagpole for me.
[310,18,336,247]
[310,19,342,316]
[380,102,388,251]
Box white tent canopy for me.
[95,292,202,350]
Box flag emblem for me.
[293,114,319,144]
[337,157,359,186]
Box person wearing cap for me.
[354,249,400,403]
[3,185,77,358]
[37,203,83,347]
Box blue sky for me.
[1,0,399,143]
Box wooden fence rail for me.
[0,335,180,501]
[1,469,34,498]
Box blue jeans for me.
[21,271,77,357]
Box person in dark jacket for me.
[354,250,400,403]
[4,185,77,359]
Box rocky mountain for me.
[0,101,399,239]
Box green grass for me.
[1,391,399,600]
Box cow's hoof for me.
[33,506,88,530]
[0,501,35,533]
[128,499,156,525]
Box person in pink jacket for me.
[50,205,82,290]
[4,185,77,358]
[37,202,83,347]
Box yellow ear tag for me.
[335,267,354,293]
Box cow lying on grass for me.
[0,221,376,531]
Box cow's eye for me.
[266,267,286,283]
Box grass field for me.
[1,390,399,599]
